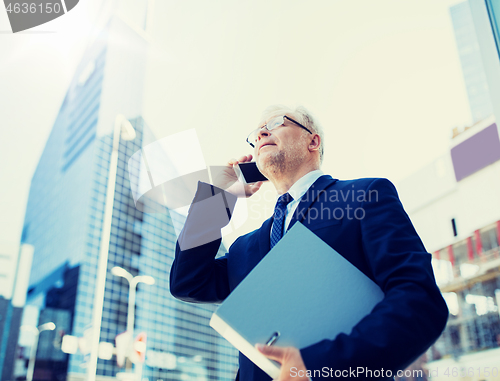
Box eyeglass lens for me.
[251,116,284,142]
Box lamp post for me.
[22,322,56,381]
[111,267,155,338]
[112,267,154,379]
[87,115,136,381]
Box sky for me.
[0,0,471,247]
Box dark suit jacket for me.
[170,175,448,381]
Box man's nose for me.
[257,128,270,141]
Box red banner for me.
[474,230,483,257]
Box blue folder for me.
[210,222,384,378]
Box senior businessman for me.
[170,104,448,381]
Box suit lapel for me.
[258,217,273,259]
[288,175,338,231]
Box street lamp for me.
[112,267,154,379]
[87,115,136,381]
[111,267,155,337]
[22,322,56,381]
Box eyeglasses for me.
[246,115,313,148]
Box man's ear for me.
[309,134,321,152]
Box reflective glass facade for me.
[450,1,494,122]
[485,0,500,58]
[19,22,238,381]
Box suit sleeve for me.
[300,178,448,379]
[169,181,238,304]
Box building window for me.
[451,218,458,237]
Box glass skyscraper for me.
[450,1,494,123]
[18,17,238,381]
[485,0,500,57]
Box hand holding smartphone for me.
[234,162,268,184]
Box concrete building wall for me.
[398,119,500,252]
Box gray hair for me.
[260,104,325,164]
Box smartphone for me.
[234,162,268,184]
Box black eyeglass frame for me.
[246,115,313,148]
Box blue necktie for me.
[270,193,293,249]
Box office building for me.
[397,117,500,381]
[468,0,500,125]
[17,14,238,381]
[450,1,494,123]
[0,243,33,381]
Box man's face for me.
[254,114,309,177]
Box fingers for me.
[254,181,264,188]
[245,181,263,197]
[256,344,286,363]
[228,154,253,166]
[237,154,253,163]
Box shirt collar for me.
[279,169,324,203]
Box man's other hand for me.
[212,155,263,197]
[256,344,309,381]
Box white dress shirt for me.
[270,169,324,240]
[269,169,323,381]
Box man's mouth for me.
[259,143,275,150]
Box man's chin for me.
[257,150,285,176]
[256,158,270,177]
[257,160,280,179]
